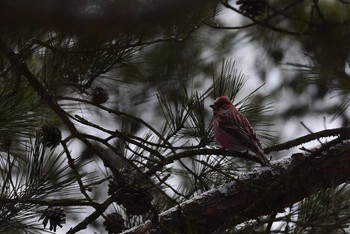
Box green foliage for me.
[1,0,350,233]
[211,60,248,101]
[0,83,51,151]
[295,184,350,233]
[0,137,97,233]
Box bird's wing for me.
[218,111,262,150]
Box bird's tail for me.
[255,149,271,166]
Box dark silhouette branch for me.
[0,197,96,207]
[123,140,350,233]
[265,127,350,153]
[219,0,310,36]
[67,195,117,234]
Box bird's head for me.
[210,96,236,111]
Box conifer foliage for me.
[1,0,350,233]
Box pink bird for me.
[210,96,270,166]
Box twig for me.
[134,148,262,184]
[66,195,116,234]
[300,121,323,144]
[60,141,98,209]
[219,0,309,36]
[72,114,165,160]
[266,211,278,232]
[264,127,350,153]
[193,158,238,181]
[58,96,175,151]
[0,197,97,207]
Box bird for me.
[210,95,270,166]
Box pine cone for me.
[38,206,66,232]
[116,186,153,215]
[40,124,62,148]
[236,0,268,18]
[108,179,126,196]
[91,87,109,104]
[103,212,125,234]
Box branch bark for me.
[123,140,350,234]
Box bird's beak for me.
[210,104,217,110]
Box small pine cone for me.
[40,124,62,148]
[38,206,66,232]
[108,179,126,196]
[236,0,268,18]
[117,186,153,215]
[108,179,117,196]
[103,212,125,234]
[91,87,109,104]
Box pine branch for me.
[61,141,97,209]
[0,37,119,176]
[219,0,310,36]
[0,37,129,232]
[67,195,117,234]
[265,127,350,153]
[0,197,96,207]
[123,140,350,233]
[57,96,174,150]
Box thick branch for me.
[124,141,350,234]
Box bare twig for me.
[264,127,350,153]
[59,96,175,152]
[60,140,98,209]
[0,197,97,207]
[219,0,309,36]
